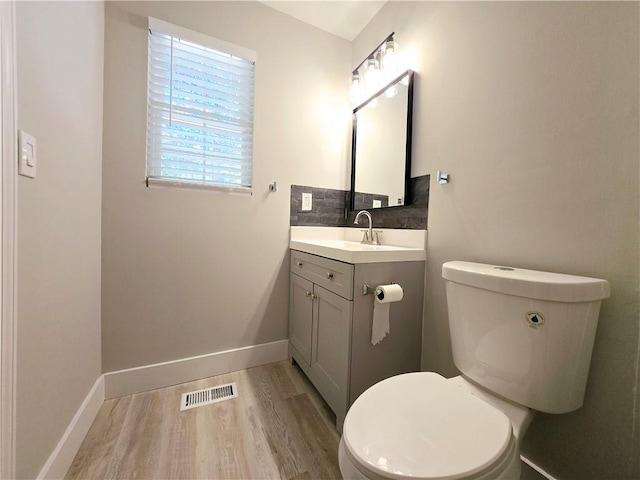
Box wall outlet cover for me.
[301,192,312,211]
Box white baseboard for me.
[35,341,288,478]
[521,455,558,480]
[104,339,289,399]
[37,375,104,480]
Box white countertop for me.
[289,227,426,264]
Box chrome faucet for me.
[354,210,380,245]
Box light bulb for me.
[364,57,381,96]
[350,72,362,104]
[382,40,399,76]
[350,81,362,104]
[385,85,398,98]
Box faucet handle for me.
[373,230,383,245]
[360,229,370,244]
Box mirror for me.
[350,70,413,210]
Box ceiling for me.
[260,1,386,41]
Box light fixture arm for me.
[352,32,395,75]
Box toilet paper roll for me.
[371,284,404,345]
[375,284,404,304]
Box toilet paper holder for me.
[362,283,403,296]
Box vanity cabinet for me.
[289,249,424,433]
[290,251,353,420]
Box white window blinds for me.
[146,18,256,191]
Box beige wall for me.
[101,2,351,372]
[15,2,104,478]
[355,2,639,479]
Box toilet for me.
[339,261,610,480]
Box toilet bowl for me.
[339,261,610,480]
[339,372,530,480]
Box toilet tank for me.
[442,261,610,414]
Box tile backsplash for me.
[290,184,347,226]
[290,174,429,230]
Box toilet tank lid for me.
[442,261,610,303]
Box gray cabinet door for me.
[289,273,314,366]
[311,284,352,418]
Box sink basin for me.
[289,239,426,264]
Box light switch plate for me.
[18,130,36,178]
[301,192,312,211]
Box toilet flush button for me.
[526,311,545,328]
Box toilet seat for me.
[342,372,514,480]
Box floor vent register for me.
[180,382,238,411]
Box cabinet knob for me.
[326,272,334,280]
[296,261,303,268]
[305,291,312,297]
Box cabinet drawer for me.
[291,250,354,300]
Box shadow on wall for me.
[240,249,291,348]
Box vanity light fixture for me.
[350,32,401,106]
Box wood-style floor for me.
[66,361,342,480]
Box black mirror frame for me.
[350,70,414,211]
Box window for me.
[146,18,256,192]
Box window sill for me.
[145,177,253,195]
